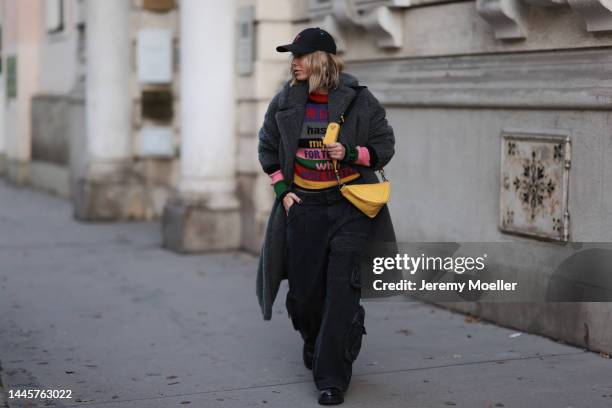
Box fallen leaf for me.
[464,315,480,323]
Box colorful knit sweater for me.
[268,92,373,199]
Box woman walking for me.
[256,27,396,405]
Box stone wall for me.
[129,0,181,219]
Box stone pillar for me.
[73,0,140,220]
[162,0,240,252]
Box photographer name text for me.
[372,279,517,292]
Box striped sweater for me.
[268,92,372,199]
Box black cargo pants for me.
[285,186,371,392]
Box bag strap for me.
[338,86,366,124]
[331,86,388,186]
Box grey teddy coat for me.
[256,72,397,321]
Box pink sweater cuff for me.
[269,169,285,184]
[355,146,371,166]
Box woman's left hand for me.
[325,142,345,160]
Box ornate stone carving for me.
[477,0,612,38]
[321,14,348,52]
[312,0,404,49]
[566,0,612,32]
[476,0,528,40]
[313,0,612,45]
[499,129,571,242]
[359,6,403,48]
[331,0,359,27]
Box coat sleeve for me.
[257,92,283,175]
[363,89,395,171]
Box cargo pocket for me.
[344,305,367,363]
[349,263,362,290]
[285,294,301,331]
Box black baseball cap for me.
[276,27,337,55]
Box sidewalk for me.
[0,179,610,408]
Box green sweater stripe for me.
[295,156,330,170]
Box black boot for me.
[318,387,344,405]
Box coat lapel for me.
[275,81,308,181]
[329,85,357,145]
[275,108,301,183]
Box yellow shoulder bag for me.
[322,87,390,218]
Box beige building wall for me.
[74,0,179,220]
[3,0,44,184]
[128,0,180,219]
[30,0,82,197]
[39,0,80,95]
[0,0,182,209]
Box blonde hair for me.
[290,51,344,93]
